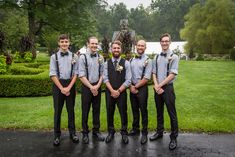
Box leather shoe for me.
[82,134,89,144]
[93,132,105,141]
[140,135,147,144]
[105,133,114,143]
[149,132,163,141]
[70,134,79,143]
[128,129,140,136]
[169,139,177,150]
[122,135,129,144]
[53,137,60,146]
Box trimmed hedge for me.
[0,70,52,97]
[10,65,44,75]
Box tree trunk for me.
[28,0,37,59]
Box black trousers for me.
[130,85,148,135]
[81,84,101,134]
[154,84,178,139]
[105,89,128,135]
[52,79,76,137]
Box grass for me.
[0,61,235,133]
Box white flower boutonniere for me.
[71,54,78,64]
[143,58,149,67]
[116,63,123,73]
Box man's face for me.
[87,38,98,53]
[111,43,121,58]
[136,40,146,55]
[58,39,70,52]
[160,36,171,52]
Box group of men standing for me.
[49,33,179,150]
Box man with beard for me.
[103,40,131,144]
[129,40,152,144]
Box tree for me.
[150,0,199,41]
[180,0,235,54]
[0,0,99,57]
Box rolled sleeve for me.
[169,55,179,75]
[143,59,152,80]
[78,55,86,78]
[122,60,132,87]
[49,55,57,77]
[103,61,109,83]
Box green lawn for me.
[0,61,235,133]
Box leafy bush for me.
[14,51,34,63]
[0,55,7,74]
[24,51,34,62]
[196,54,204,61]
[230,49,235,61]
[10,65,44,75]
[0,71,52,97]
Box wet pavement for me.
[0,130,235,157]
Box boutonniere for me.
[116,63,123,73]
[71,55,78,64]
[98,56,104,64]
[143,58,149,67]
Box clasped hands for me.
[61,87,71,96]
[130,85,138,94]
[154,84,164,95]
[90,85,99,96]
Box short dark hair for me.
[159,33,171,41]
[111,40,122,47]
[58,34,70,41]
[87,36,98,43]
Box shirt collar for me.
[112,57,121,62]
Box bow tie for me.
[61,52,69,57]
[160,52,167,57]
[90,53,97,58]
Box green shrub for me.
[230,49,235,61]
[24,62,43,68]
[196,54,204,61]
[10,65,44,75]
[0,55,7,74]
[24,51,34,62]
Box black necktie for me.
[90,53,97,58]
[160,52,167,57]
[114,60,118,68]
[61,52,68,57]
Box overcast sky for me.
[105,0,152,9]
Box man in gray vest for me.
[78,36,105,144]
[129,40,152,144]
[150,33,179,150]
[103,40,131,144]
[49,34,79,146]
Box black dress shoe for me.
[128,129,140,136]
[70,134,79,143]
[93,132,105,141]
[82,134,89,144]
[149,132,163,141]
[122,135,129,144]
[169,139,177,150]
[53,137,60,146]
[140,135,147,144]
[105,133,114,143]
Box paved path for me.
[0,131,235,157]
